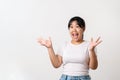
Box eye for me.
[76,25,80,28]
[70,26,73,28]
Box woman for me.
[37,16,102,80]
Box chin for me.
[72,38,80,42]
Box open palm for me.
[89,37,102,50]
[37,37,52,48]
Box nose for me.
[72,27,77,31]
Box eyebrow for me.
[70,24,79,26]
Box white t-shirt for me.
[57,41,90,76]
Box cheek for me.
[77,29,83,34]
[69,29,72,34]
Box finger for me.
[49,36,51,41]
[37,39,43,44]
[96,40,102,45]
[48,36,52,43]
[91,37,93,42]
[96,36,101,42]
[37,36,43,41]
[37,37,45,44]
[39,40,47,46]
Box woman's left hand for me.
[89,37,102,51]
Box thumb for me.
[48,36,51,41]
[48,36,52,44]
[91,37,93,42]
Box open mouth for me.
[72,33,79,39]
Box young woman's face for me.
[69,21,84,42]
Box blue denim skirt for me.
[59,74,91,80]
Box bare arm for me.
[88,37,102,70]
[47,47,62,68]
[89,49,98,70]
[37,37,62,68]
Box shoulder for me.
[61,41,69,47]
[82,40,90,46]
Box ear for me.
[83,27,85,32]
[81,25,85,31]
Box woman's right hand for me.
[37,37,52,48]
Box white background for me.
[0,0,120,80]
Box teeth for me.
[73,33,78,36]
[72,33,78,38]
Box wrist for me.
[89,48,95,52]
[47,46,53,50]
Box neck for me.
[71,40,84,45]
